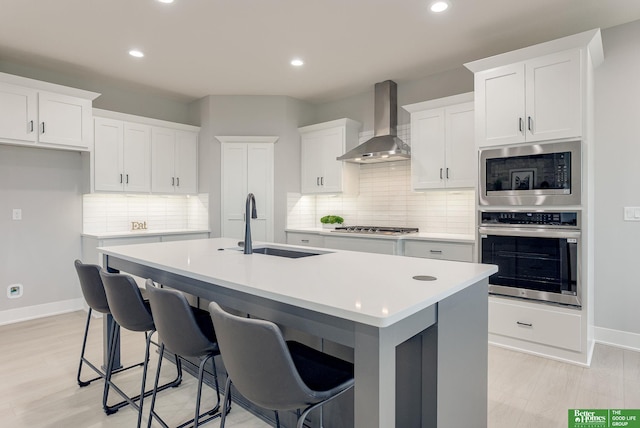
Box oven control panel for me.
[481,211,578,227]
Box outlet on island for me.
[131,221,148,231]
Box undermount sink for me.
[252,246,326,259]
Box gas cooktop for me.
[331,226,419,235]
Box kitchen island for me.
[100,237,497,428]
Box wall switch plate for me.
[12,209,22,220]
[623,207,640,221]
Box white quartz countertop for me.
[82,229,210,239]
[285,228,475,243]
[99,237,495,328]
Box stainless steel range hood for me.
[337,80,410,163]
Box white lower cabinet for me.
[403,240,474,262]
[323,236,399,255]
[286,232,324,248]
[488,298,582,352]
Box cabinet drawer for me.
[286,232,324,248]
[403,240,473,262]
[324,236,398,255]
[489,299,582,352]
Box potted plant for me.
[320,215,344,229]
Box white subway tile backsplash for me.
[287,127,475,235]
[83,193,209,234]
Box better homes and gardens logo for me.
[569,409,640,428]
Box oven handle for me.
[478,227,581,239]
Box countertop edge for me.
[285,228,475,243]
[82,229,211,239]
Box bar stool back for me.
[145,280,222,428]
[74,258,148,407]
[209,301,354,428]
[100,270,182,427]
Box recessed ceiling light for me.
[157,0,174,3]
[430,0,450,13]
[291,58,304,67]
[129,49,144,58]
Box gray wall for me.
[313,67,474,131]
[0,145,85,311]
[0,59,194,124]
[594,20,640,334]
[192,95,315,242]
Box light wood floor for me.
[1,311,638,427]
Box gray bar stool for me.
[73,260,144,407]
[209,301,355,428]
[100,270,183,427]
[145,279,222,428]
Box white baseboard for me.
[0,298,86,326]
[595,326,640,352]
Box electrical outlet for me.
[12,209,22,221]
[7,284,23,299]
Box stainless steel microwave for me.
[479,140,582,206]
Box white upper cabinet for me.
[299,118,360,195]
[0,73,99,151]
[37,91,93,149]
[0,83,37,143]
[404,94,475,190]
[94,117,151,192]
[151,127,198,194]
[92,109,199,194]
[475,49,581,147]
[467,29,604,149]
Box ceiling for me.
[2,0,640,104]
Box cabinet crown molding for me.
[403,92,474,113]
[215,136,278,144]
[0,71,100,100]
[464,28,603,73]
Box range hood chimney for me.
[337,80,410,163]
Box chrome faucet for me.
[244,193,257,254]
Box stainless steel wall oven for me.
[479,211,581,307]
[479,140,582,206]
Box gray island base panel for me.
[99,238,496,428]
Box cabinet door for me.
[318,127,346,193]
[38,91,91,149]
[94,117,124,191]
[411,108,445,189]
[476,63,526,147]
[444,102,476,188]
[174,131,198,194]
[247,143,273,241]
[151,127,177,193]
[221,143,248,240]
[123,123,151,192]
[300,131,325,193]
[526,49,581,142]
[0,82,37,143]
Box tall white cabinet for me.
[0,72,99,151]
[299,118,360,194]
[465,29,604,366]
[219,136,276,243]
[403,93,475,190]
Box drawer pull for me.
[516,321,533,327]
[301,239,310,243]
[430,250,443,254]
